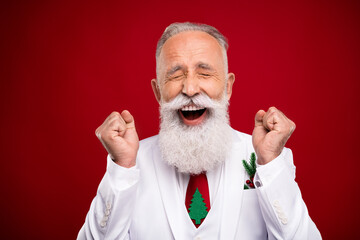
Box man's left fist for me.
[252,107,296,165]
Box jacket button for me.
[100,221,106,228]
[105,209,110,216]
[255,180,262,187]
[281,218,288,225]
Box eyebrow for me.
[196,62,214,71]
[166,65,186,76]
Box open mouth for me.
[179,105,207,125]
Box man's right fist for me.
[95,110,139,168]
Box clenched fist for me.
[252,107,296,165]
[95,110,139,168]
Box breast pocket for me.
[242,189,258,199]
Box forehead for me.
[158,31,224,69]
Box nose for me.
[182,74,200,97]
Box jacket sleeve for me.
[77,155,140,240]
[253,148,322,240]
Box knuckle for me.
[271,111,279,117]
[110,111,120,117]
[96,131,103,140]
[110,119,121,127]
[95,127,101,137]
[268,106,276,112]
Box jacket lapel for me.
[152,142,195,240]
[219,131,247,239]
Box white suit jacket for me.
[78,129,321,240]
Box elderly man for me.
[78,22,321,239]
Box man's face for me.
[152,31,235,126]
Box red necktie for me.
[185,173,211,227]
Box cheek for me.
[161,82,182,101]
[201,80,225,99]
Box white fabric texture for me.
[77,129,321,240]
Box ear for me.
[226,73,235,101]
[151,79,161,103]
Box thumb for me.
[254,110,266,127]
[121,110,136,129]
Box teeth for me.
[181,105,205,111]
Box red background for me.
[1,0,359,239]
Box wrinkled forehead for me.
[160,31,223,56]
[158,31,225,71]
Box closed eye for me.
[168,74,185,81]
[199,73,211,77]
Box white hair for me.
[155,22,229,80]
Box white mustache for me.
[162,93,225,111]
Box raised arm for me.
[77,110,140,240]
[252,107,321,239]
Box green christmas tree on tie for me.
[188,188,208,225]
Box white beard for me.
[158,93,233,174]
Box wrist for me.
[256,153,278,165]
[111,155,137,168]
